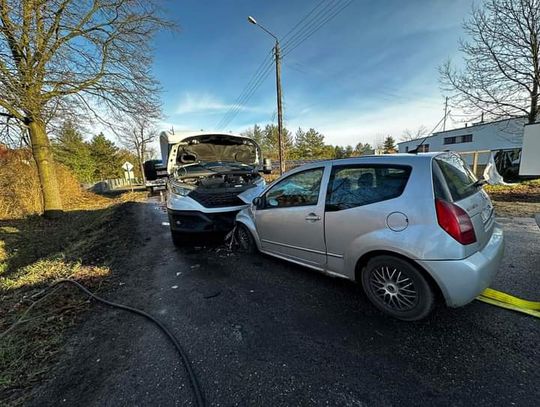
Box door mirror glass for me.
[268,198,279,207]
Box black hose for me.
[37,279,205,407]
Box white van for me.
[161,131,271,245]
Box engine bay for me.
[179,172,261,190]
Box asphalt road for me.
[29,199,540,406]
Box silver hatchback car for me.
[235,153,504,321]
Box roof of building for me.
[397,116,526,146]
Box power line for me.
[216,0,353,130]
[282,0,350,56]
[280,0,328,42]
[280,0,341,50]
[216,51,274,129]
[216,57,275,130]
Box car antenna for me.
[408,110,450,154]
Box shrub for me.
[0,147,110,219]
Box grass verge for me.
[485,179,540,218]
[0,191,147,406]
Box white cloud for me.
[175,92,260,115]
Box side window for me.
[264,168,324,209]
[326,165,411,210]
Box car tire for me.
[235,223,257,254]
[361,255,435,321]
[171,230,188,247]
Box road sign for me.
[122,161,134,172]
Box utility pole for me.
[275,41,285,174]
[248,16,285,175]
[443,96,449,131]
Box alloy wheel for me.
[369,266,418,311]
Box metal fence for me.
[84,178,143,193]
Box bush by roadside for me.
[0,147,115,220]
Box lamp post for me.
[248,16,285,175]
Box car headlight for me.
[170,184,193,196]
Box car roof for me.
[287,153,441,172]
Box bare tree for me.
[0,0,173,217]
[440,0,540,124]
[401,125,428,141]
[115,112,159,183]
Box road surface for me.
[29,199,540,406]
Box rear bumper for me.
[418,224,505,307]
[167,209,239,233]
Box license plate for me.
[156,171,168,176]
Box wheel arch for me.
[354,250,446,304]
[235,212,262,251]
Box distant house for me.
[397,117,527,175]
[398,117,526,155]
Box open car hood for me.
[169,134,261,173]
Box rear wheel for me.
[235,223,257,254]
[171,230,189,247]
[361,255,435,321]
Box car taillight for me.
[435,198,476,245]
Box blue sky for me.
[153,0,474,147]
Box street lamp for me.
[248,15,285,175]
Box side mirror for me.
[262,158,272,174]
[252,197,262,208]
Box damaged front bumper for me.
[167,209,240,233]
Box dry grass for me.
[485,179,540,218]
[0,148,122,219]
[0,182,146,405]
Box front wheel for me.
[361,255,435,321]
[235,223,257,254]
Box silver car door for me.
[324,164,413,278]
[254,166,328,267]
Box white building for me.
[397,117,527,158]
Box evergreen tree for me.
[334,145,346,158]
[52,121,95,183]
[241,124,265,147]
[320,145,336,159]
[383,136,397,154]
[89,133,120,180]
[261,124,294,161]
[353,142,374,156]
[294,127,326,159]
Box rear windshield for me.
[434,153,478,201]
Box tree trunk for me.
[138,147,146,184]
[529,84,538,124]
[27,118,63,217]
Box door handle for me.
[305,213,321,221]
